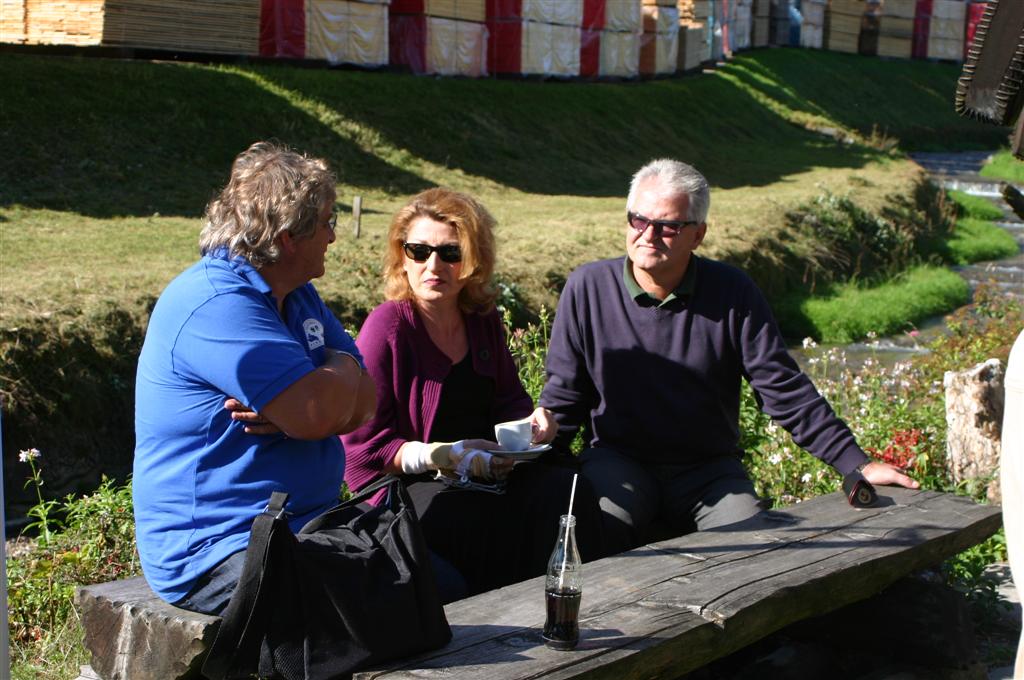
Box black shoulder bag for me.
[202,476,452,680]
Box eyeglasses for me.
[627,210,699,237]
[402,242,462,263]
[325,212,337,235]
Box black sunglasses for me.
[402,242,462,263]
[627,211,699,237]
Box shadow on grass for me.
[723,49,1009,152]
[252,59,888,195]
[0,54,431,218]
[2,48,1008,215]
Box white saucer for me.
[487,443,552,460]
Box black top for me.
[540,255,866,474]
[430,353,496,443]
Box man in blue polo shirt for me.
[540,158,918,555]
[134,142,377,613]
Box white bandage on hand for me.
[399,441,457,475]
[401,440,499,479]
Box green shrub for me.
[8,454,138,674]
[786,185,951,289]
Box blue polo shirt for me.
[133,249,362,603]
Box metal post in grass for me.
[1,413,9,680]
[352,196,362,238]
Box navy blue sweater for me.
[540,256,868,475]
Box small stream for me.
[792,151,1024,372]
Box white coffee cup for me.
[494,417,534,452]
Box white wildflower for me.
[801,473,812,484]
[802,337,817,349]
[768,453,783,465]
[18,448,41,463]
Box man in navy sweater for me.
[539,158,918,555]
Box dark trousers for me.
[407,459,605,597]
[580,447,763,555]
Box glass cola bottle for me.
[542,514,582,650]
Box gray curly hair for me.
[199,141,336,267]
[626,158,710,224]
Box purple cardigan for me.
[342,299,533,495]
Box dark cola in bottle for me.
[542,514,582,650]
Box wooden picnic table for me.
[355,487,1001,680]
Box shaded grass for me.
[774,265,970,343]
[1,49,1006,219]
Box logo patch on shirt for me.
[303,318,325,350]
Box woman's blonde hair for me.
[383,188,497,312]
[199,141,336,267]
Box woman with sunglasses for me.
[342,188,603,600]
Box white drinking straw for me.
[557,473,578,590]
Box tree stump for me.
[945,358,1006,503]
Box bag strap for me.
[345,474,402,509]
[202,491,290,680]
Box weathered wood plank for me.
[75,576,219,680]
[356,488,1001,679]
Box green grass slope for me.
[0,49,1005,218]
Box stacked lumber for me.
[751,0,768,46]
[606,0,641,31]
[859,0,880,55]
[392,0,484,22]
[100,0,259,55]
[678,0,713,60]
[676,21,704,70]
[598,24,639,76]
[1,0,26,43]
[596,0,640,77]
[826,0,865,53]
[769,0,789,46]
[306,0,388,66]
[390,15,488,75]
[24,0,103,46]
[877,0,914,58]
[800,0,826,48]
[640,2,678,75]
[732,0,751,50]
[260,0,304,58]
[488,0,588,76]
[926,0,964,61]
[390,0,488,75]
[101,0,259,54]
[706,0,726,59]
[911,0,930,58]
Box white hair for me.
[626,158,710,223]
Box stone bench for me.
[76,487,1001,680]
